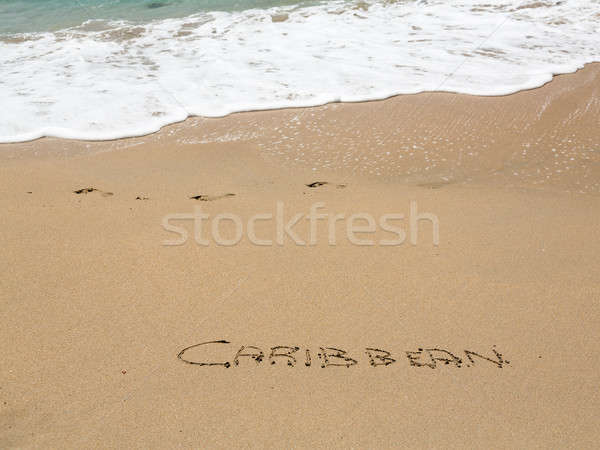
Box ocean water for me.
[1,0,599,143]
[0,0,315,34]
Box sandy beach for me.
[1,63,599,448]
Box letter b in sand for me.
[365,348,396,367]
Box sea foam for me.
[1,0,599,143]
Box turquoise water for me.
[0,0,314,34]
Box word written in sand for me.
[177,341,510,369]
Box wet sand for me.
[0,64,599,448]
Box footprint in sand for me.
[189,193,235,201]
[73,187,113,197]
[306,182,347,189]
[306,181,328,188]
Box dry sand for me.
[1,64,599,448]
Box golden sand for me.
[1,64,599,448]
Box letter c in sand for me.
[177,340,232,368]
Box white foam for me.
[1,0,599,143]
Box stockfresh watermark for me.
[161,201,439,247]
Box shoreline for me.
[2,61,599,146]
[1,56,599,447]
[3,62,599,195]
